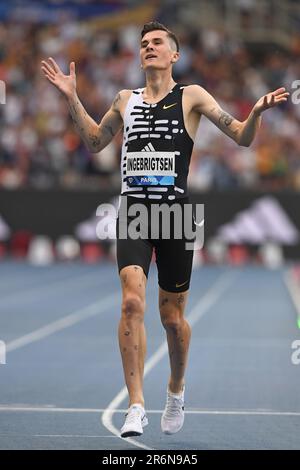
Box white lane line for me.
[185,410,300,416]
[6,291,120,353]
[0,264,92,287]
[0,406,123,413]
[284,270,300,321]
[5,282,157,353]
[1,405,300,416]
[0,434,118,439]
[101,270,238,450]
[0,268,116,305]
[34,434,118,438]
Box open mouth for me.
[145,55,157,60]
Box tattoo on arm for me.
[104,125,114,137]
[88,133,102,149]
[71,115,84,134]
[68,96,103,151]
[218,110,234,127]
[112,92,121,111]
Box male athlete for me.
[41,21,289,438]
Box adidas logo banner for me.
[217,196,299,245]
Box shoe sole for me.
[120,417,148,438]
[162,429,181,435]
[161,419,184,435]
[121,430,143,438]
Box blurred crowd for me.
[0,10,300,191]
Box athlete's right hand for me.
[41,57,76,98]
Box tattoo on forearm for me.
[70,103,87,134]
[219,110,234,127]
[69,99,103,150]
[71,116,82,134]
[71,115,77,125]
[88,133,101,149]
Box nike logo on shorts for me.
[175,280,189,288]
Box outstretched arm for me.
[188,85,289,147]
[41,57,123,153]
[67,90,123,153]
[236,87,289,146]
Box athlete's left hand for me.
[253,87,290,115]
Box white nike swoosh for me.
[193,217,204,227]
[163,103,177,110]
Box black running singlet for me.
[120,83,194,201]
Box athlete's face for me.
[140,30,179,71]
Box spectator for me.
[0,8,299,191]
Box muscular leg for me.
[159,288,191,394]
[119,265,147,407]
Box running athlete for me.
[41,21,289,438]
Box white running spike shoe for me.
[161,387,185,434]
[120,404,148,438]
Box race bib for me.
[125,151,176,186]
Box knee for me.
[122,294,145,322]
[160,309,182,333]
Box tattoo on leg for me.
[177,294,184,305]
[160,297,169,307]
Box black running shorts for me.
[116,195,195,293]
